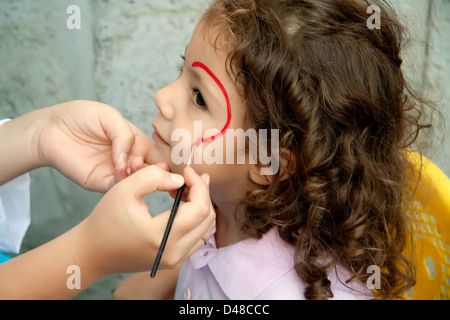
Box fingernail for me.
[136,159,144,170]
[202,175,210,186]
[119,152,127,164]
[186,166,196,175]
[170,173,185,185]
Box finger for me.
[184,168,210,203]
[142,162,169,171]
[129,160,173,182]
[127,122,153,161]
[168,190,178,200]
[115,159,129,183]
[129,156,144,174]
[120,165,185,198]
[150,169,215,267]
[168,173,209,201]
[177,207,215,252]
[100,175,116,193]
[172,168,212,230]
[151,195,216,267]
[154,162,170,172]
[99,108,136,164]
[166,199,216,263]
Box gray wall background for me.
[0,0,449,299]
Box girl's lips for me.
[152,126,170,146]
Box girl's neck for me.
[213,201,246,248]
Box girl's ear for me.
[249,148,296,186]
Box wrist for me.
[32,106,56,168]
[15,106,52,169]
[0,108,49,184]
[69,220,109,289]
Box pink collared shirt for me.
[175,227,373,300]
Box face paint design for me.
[151,62,233,278]
[191,61,232,147]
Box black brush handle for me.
[150,183,186,278]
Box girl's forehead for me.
[186,24,233,87]
[186,24,214,57]
[187,20,230,61]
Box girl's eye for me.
[193,89,207,111]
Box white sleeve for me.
[0,119,31,254]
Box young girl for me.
[117,0,431,300]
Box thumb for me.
[120,165,185,198]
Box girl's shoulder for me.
[177,226,373,300]
[254,258,373,300]
[251,229,373,300]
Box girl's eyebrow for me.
[188,65,212,93]
[185,60,219,102]
[183,46,212,96]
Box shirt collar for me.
[189,227,296,299]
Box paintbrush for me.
[150,145,196,278]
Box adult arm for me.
[0,100,151,191]
[0,166,215,299]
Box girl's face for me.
[149,21,253,203]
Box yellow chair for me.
[404,151,450,300]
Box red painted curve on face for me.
[192,61,232,147]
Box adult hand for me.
[35,100,153,192]
[0,165,215,299]
[76,165,215,277]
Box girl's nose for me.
[154,83,176,121]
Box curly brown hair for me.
[201,0,433,299]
